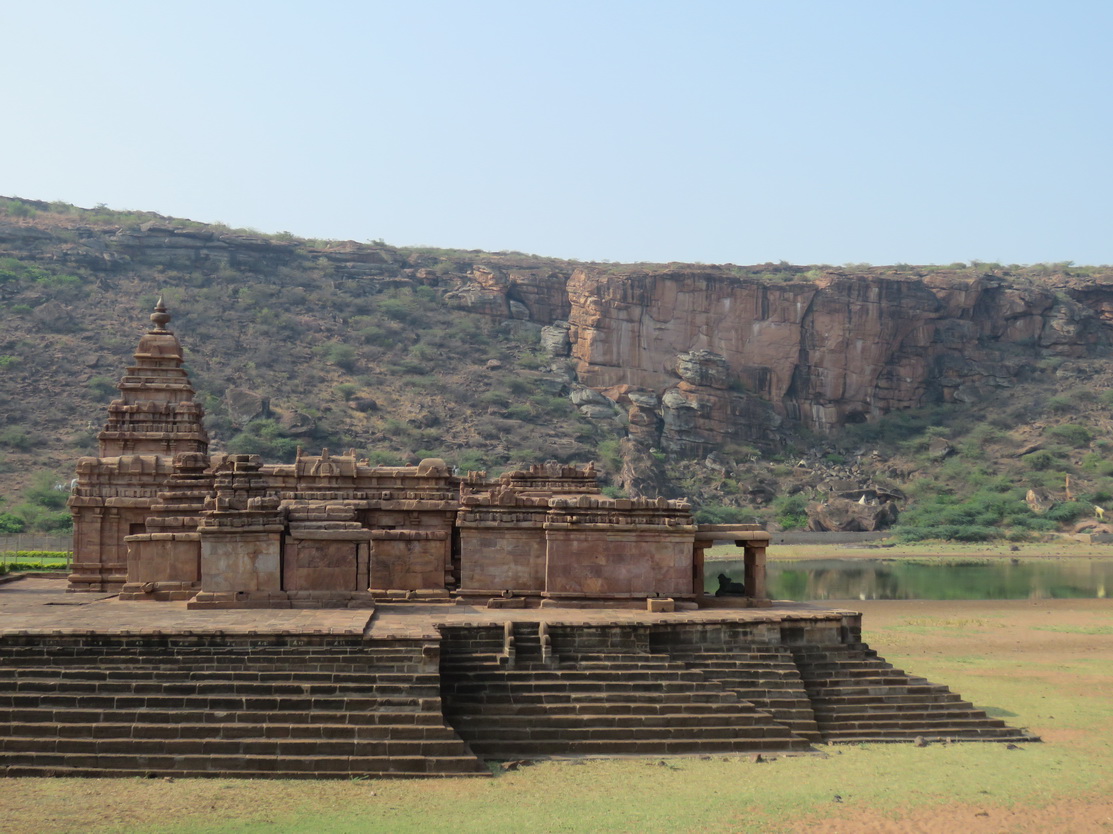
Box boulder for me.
[808,498,899,532]
[540,321,572,357]
[224,387,270,426]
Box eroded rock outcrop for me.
[444,263,1111,459]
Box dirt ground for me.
[790,596,1113,833]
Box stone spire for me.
[97,298,209,457]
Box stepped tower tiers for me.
[68,300,210,593]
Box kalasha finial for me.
[149,296,171,332]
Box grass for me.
[0,554,70,575]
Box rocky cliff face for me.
[450,264,1111,457]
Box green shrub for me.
[1046,424,1092,448]
[226,419,299,461]
[693,504,754,524]
[597,439,622,472]
[321,342,358,371]
[365,449,404,466]
[1046,395,1074,413]
[896,524,999,542]
[1044,501,1090,523]
[0,513,25,533]
[0,428,33,451]
[87,375,117,400]
[1023,450,1055,471]
[772,493,808,530]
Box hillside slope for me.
[3,196,1113,539]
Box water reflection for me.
[708,558,1113,601]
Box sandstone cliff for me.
[448,264,1110,458]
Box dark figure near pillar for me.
[716,573,745,596]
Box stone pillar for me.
[692,541,708,600]
[743,543,768,603]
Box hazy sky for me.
[3,1,1110,265]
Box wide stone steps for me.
[791,645,1038,744]
[441,642,813,760]
[0,637,489,779]
[665,648,821,740]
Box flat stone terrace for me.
[0,575,854,637]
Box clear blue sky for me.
[3,1,1110,265]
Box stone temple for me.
[0,303,1036,779]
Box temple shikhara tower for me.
[68,302,770,609]
[68,300,209,593]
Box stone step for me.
[671,655,797,666]
[0,707,446,727]
[811,699,974,715]
[445,679,740,697]
[465,737,811,757]
[0,648,422,659]
[446,724,793,743]
[445,712,777,730]
[446,690,739,706]
[822,731,1037,744]
[808,693,955,707]
[0,694,441,712]
[3,679,438,698]
[555,653,672,665]
[0,669,433,685]
[448,707,783,729]
[0,721,463,741]
[445,671,713,689]
[444,700,752,717]
[0,752,489,777]
[821,726,1032,741]
[0,735,477,759]
[815,717,1010,732]
[801,676,939,690]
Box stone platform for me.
[0,576,1038,779]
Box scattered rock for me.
[927,437,954,460]
[540,321,571,357]
[1026,488,1054,514]
[224,387,270,426]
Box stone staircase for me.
[666,646,821,741]
[790,644,1039,743]
[439,624,813,760]
[0,635,489,779]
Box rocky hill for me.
[3,196,1113,540]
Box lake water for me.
[707,558,1113,601]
